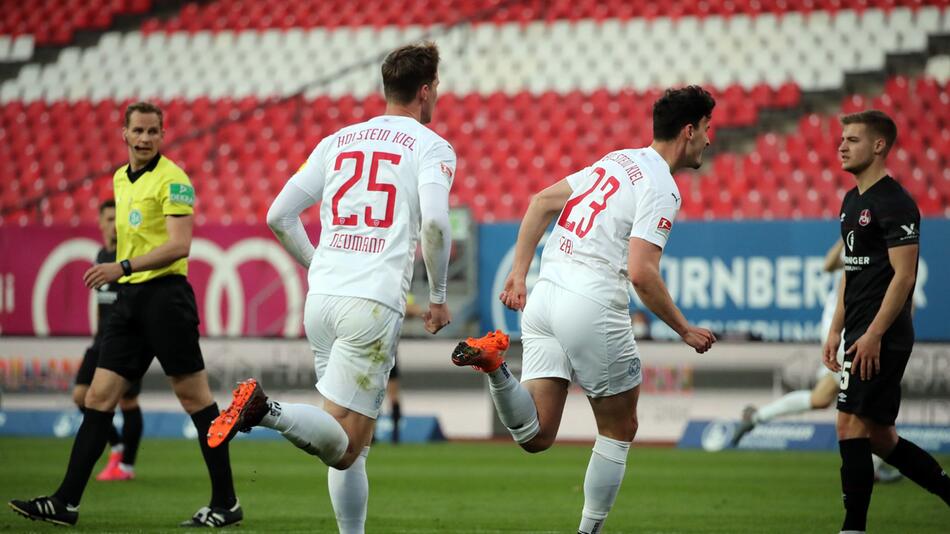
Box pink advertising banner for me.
[0,225,316,337]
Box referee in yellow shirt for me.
[10,102,242,527]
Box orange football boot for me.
[207,379,268,448]
[451,330,510,372]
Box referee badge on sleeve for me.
[169,183,195,206]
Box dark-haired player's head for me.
[652,86,716,170]
[382,42,440,124]
[122,101,164,168]
[838,110,897,176]
[98,198,117,251]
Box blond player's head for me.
[381,42,440,124]
[838,110,897,176]
[122,101,165,167]
[652,86,716,170]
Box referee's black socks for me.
[121,406,143,466]
[839,438,874,532]
[53,407,114,507]
[79,405,121,447]
[885,437,950,506]
[191,403,237,509]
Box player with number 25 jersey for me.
[208,43,454,534]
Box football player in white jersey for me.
[206,42,454,534]
[453,86,718,534]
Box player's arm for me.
[627,239,715,354]
[822,272,845,372]
[418,141,457,334]
[823,239,845,272]
[83,215,193,289]
[266,181,319,268]
[266,142,329,268]
[499,179,573,311]
[867,245,918,337]
[847,244,918,380]
[419,182,452,334]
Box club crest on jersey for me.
[655,217,672,238]
[858,209,871,226]
[128,209,142,228]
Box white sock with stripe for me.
[260,401,348,466]
[487,363,540,443]
[328,446,370,534]
[578,435,631,534]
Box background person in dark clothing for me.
[822,110,950,534]
[9,102,242,528]
[71,198,144,482]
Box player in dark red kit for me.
[823,110,950,534]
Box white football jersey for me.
[290,115,455,313]
[539,147,681,309]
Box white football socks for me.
[487,363,540,443]
[329,446,370,534]
[754,390,813,423]
[260,401,348,466]
[578,435,631,534]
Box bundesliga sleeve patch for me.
[169,183,195,206]
[655,217,672,238]
[440,161,454,180]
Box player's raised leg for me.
[732,373,838,446]
[453,330,566,450]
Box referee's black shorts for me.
[75,335,143,398]
[99,275,204,381]
[836,347,912,426]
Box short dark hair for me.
[124,101,164,128]
[99,198,115,213]
[840,109,897,155]
[652,86,716,141]
[381,42,440,104]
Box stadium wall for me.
[480,219,949,341]
[2,219,947,340]
[2,338,948,442]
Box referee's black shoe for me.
[179,500,243,528]
[8,495,79,526]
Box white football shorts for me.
[520,280,642,398]
[304,293,403,419]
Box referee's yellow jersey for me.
[113,154,195,283]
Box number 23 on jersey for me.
[557,167,620,238]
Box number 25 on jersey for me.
[557,167,620,238]
[332,151,401,228]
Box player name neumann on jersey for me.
[328,232,386,254]
[843,255,871,271]
[336,127,416,151]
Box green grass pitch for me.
[1,437,947,533]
